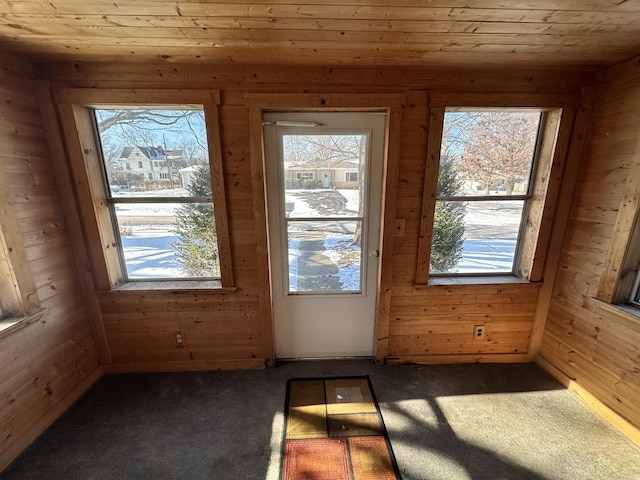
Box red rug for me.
[281,376,400,479]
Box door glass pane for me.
[282,134,367,218]
[281,132,368,294]
[288,221,362,293]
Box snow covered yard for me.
[115,188,522,279]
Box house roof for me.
[119,146,183,160]
[1,2,639,70]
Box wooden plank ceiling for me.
[1,1,640,69]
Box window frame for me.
[416,93,580,285]
[54,89,234,290]
[597,173,640,310]
[345,171,359,182]
[0,162,42,331]
[430,108,544,277]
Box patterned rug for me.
[281,376,400,479]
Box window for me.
[345,171,358,182]
[594,123,640,310]
[0,167,41,325]
[597,194,640,310]
[431,110,542,275]
[415,94,574,285]
[94,107,219,281]
[297,172,314,180]
[55,89,234,289]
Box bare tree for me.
[96,108,206,158]
[283,134,363,170]
[178,136,208,166]
[96,109,202,133]
[458,112,540,194]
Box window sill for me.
[424,275,531,287]
[591,297,640,325]
[0,309,48,339]
[107,280,237,293]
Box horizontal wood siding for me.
[98,98,270,371]
[387,90,541,362]
[538,55,640,432]
[0,53,101,470]
[37,63,590,369]
[2,3,640,70]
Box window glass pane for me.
[440,111,541,197]
[94,108,208,198]
[287,220,362,293]
[282,134,366,218]
[116,202,219,279]
[431,200,524,274]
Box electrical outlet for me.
[473,325,486,340]
[175,331,186,346]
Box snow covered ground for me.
[116,188,521,279]
[115,188,194,278]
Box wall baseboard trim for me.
[386,353,534,365]
[104,358,267,373]
[1,365,104,471]
[536,356,640,447]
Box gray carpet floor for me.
[2,361,639,479]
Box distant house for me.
[117,146,184,184]
[285,159,361,189]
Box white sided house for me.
[285,159,360,189]
[117,146,183,187]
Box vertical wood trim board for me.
[248,106,275,366]
[34,81,111,364]
[375,102,405,364]
[529,89,595,356]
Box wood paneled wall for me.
[0,53,101,470]
[538,55,640,438]
[38,62,592,371]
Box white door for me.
[263,112,386,358]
